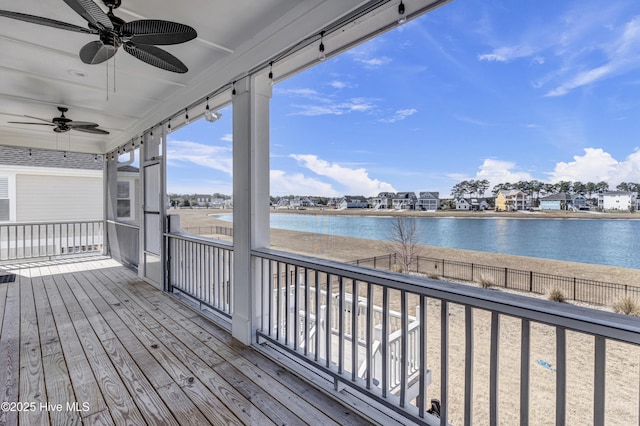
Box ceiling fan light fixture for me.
[398,1,407,25]
[318,31,326,61]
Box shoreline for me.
[171,208,640,286]
[268,206,640,220]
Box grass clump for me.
[612,296,640,316]
[548,288,566,302]
[478,274,494,289]
[390,263,404,273]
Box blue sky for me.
[167,0,640,197]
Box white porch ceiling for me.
[0,0,449,154]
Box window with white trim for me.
[117,180,131,219]
[0,176,9,221]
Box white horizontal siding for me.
[16,174,103,221]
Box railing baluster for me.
[285,263,290,346]
[464,306,474,426]
[268,260,273,337]
[521,319,530,426]
[594,336,605,426]
[351,279,358,382]
[304,268,309,356]
[294,266,299,351]
[315,270,320,361]
[276,262,281,341]
[338,276,344,375]
[556,327,566,426]
[325,274,332,368]
[382,286,389,398]
[400,289,408,407]
[366,282,373,390]
[419,295,427,418]
[441,300,449,426]
[490,311,500,426]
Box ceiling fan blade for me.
[122,20,197,45]
[72,126,109,135]
[7,121,54,126]
[0,10,97,34]
[123,42,188,73]
[23,115,54,123]
[67,121,99,128]
[63,0,112,30]
[79,40,117,64]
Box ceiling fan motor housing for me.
[102,0,122,9]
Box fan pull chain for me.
[113,44,116,93]
[106,55,110,101]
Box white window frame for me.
[0,174,16,222]
[116,179,134,221]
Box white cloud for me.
[546,16,640,96]
[379,108,418,123]
[474,158,533,188]
[270,170,339,196]
[355,56,392,68]
[547,147,640,185]
[328,80,354,89]
[478,45,536,63]
[290,98,375,116]
[275,88,322,99]
[166,140,232,175]
[290,154,396,196]
[221,133,232,142]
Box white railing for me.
[253,248,640,426]
[0,220,103,261]
[167,232,233,320]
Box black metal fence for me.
[352,253,640,307]
[183,225,233,237]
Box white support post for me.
[232,74,272,345]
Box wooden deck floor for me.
[0,256,371,425]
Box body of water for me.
[216,213,640,269]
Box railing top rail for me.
[253,248,640,345]
[106,219,139,230]
[1,219,104,226]
[166,231,233,250]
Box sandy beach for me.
[169,207,640,424]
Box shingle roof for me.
[0,145,103,170]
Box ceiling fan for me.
[8,107,110,135]
[0,0,197,73]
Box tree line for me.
[452,179,640,200]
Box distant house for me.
[456,197,488,211]
[210,198,226,209]
[572,194,588,210]
[194,194,212,207]
[495,190,527,211]
[599,191,638,211]
[0,145,103,222]
[416,192,439,211]
[539,192,570,210]
[339,196,368,209]
[392,192,417,210]
[372,192,394,209]
[291,196,314,208]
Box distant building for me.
[598,191,637,211]
[372,192,394,209]
[456,197,489,211]
[495,189,528,211]
[416,192,439,211]
[0,145,103,222]
[339,196,368,209]
[539,192,570,210]
[392,192,417,210]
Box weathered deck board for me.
[0,256,370,425]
